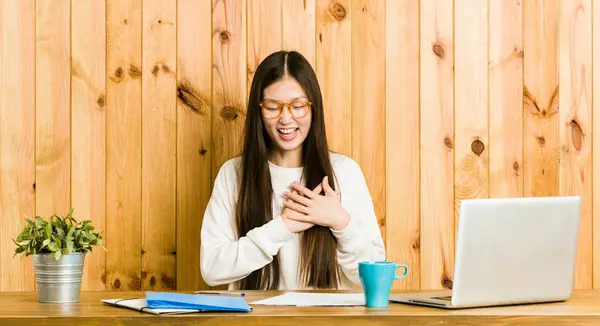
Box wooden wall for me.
[0,0,597,291]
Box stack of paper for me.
[102,291,251,315]
[250,292,365,306]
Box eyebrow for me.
[263,96,308,102]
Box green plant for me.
[13,208,106,260]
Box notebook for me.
[146,291,252,312]
[102,298,201,315]
[102,292,252,315]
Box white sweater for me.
[200,152,386,290]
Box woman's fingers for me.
[291,182,317,199]
[284,191,311,207]
[283,199,309,214]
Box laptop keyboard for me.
[432,296,452,301]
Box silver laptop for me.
[390,196,581,309]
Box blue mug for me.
[359,261,409,308]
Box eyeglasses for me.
[259,98,312,119]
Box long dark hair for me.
[236,51,339,290]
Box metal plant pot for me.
[33,252,85,303]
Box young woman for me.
[200,51,385,290]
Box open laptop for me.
[389,196,581,309]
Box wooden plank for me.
[212,0,247,181]
[454,0,489,228]
[316,0,351,156]
[247,0,281,92]
[176,0,212,291]
[0,0,36,292]
[71,0,107,291]
[523,0,558,198]
[35,0,71,218]
[594,0,600,290]
[559,0,592,289]
[106,0,142,291]
[282,0,316,67]
[419,0,454,290]
[489,0,523,198]
[352,0,385,239]
[141,0,177,291]
[385,0,419,290]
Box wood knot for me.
[513,161,519,171]
[152,65,160,76]
[141,271,148,279]
[443,277,453,289]
[443,137,453,149]
[330,3,347,21]
[378,218,385,227]
[162,65,171,73]
[128,64,142,79]
[570,119,583,151]
[150,276,156,288]
[141,249,146,255]
[471,139,485,156]
[161,274,176,289]
[220,31,230,43]
[220,106,239,120]
[537,136,545,146]
[171,251,176,256]
[122,18,128,24]
[514,46,524,58]
[177,81,207,114]
[130,276,142,290]
[101,272,106,284]
[32,183,36,190]
[158,19,162,24]
[113,279,121,289]
[432,43,445,59]
[199,148,207,155]
[115,67,124,79]
[97,95,105,108]
[412,236,420,250]
[319,32,323,43]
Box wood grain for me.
[71,0,107,291]
[352,0,386,239]
[106,0,142,291]
[558,0,592,289]
[385,0,419,290]
[2,290,600,325]
[594,0,600,290]
[523,0,559,199]
[141,0,177,291]
[247,0,282,92]
[316,0,352,157]
[283,0,316,67]
[177,0,212,291]
[212,0,247,182]
[35,0,71,218]
[419,0,454,290]
[454,0,489,225]
[489,0,523,198]
[0,0,36,292]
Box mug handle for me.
[395,264,409,279]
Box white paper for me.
[250,292,365,306]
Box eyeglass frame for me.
[258,98,312,119]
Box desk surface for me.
[1,290,600,325]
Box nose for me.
[279,105,293,123]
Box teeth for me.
[278,128,296,134]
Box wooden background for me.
[0,0,597,292]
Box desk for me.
[0,290,599,325]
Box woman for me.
[200,51,385,290]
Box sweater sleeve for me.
[331,158,386,285]
[200,161,294,287]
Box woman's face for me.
[261,77,312,154]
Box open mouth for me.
[277,127,299,140]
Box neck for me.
[268,147,303,168]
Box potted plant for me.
[12,208,106,303]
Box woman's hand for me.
[282,176,350,231]
[280,184,322,233]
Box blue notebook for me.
[146,291,252,312]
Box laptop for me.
[389,196,581,309]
